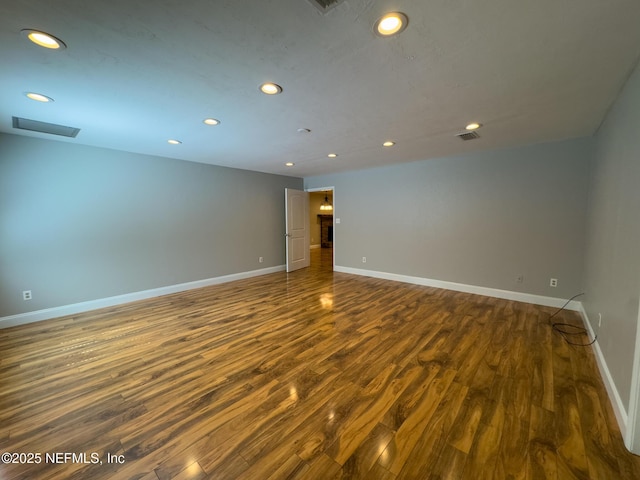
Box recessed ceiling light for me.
[260,83,283,95]
[25,92,54,103]
[203,118,220,126]
[465,122,482,130]
[327,153,338,158]
[167,139,182,145]
[21,29,66,50]
[383,141,395,147]
[285,162,295,167]
[374,12,408,37]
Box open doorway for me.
[307,187,334,272]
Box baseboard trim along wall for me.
[334,265,582,310]
[578,304,629,444]
[0,265,286,329]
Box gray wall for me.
[583,62,640,412]
[306,138,592,299]
[0,133,302,317]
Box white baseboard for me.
[334,265,582,310]
[0,265,286,329]
[577,304,629,441]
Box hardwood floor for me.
[1,248,639,479]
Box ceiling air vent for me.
[456,131,480,141]
[306,0,345,13]
[12,116,80,138]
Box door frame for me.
[627,298,640,453]
[306,186,335,271]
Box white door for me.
[285,188,310,272]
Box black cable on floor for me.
[548,292,597,346]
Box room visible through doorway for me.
[308,188,334,272]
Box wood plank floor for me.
[1,248,639,479]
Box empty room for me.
[2,1,640,479]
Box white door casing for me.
[627,296,640,453]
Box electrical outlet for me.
[598,313,602,328]
[516,274,524,284]
[549,278,558,287]
[362,256,367,263]
[259,256,264,263]
[23,290,32,301]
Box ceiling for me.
[2,0,640,178]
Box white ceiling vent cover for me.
[456,131,480,141]
[12,116,80,138]
[306,0,345,13]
